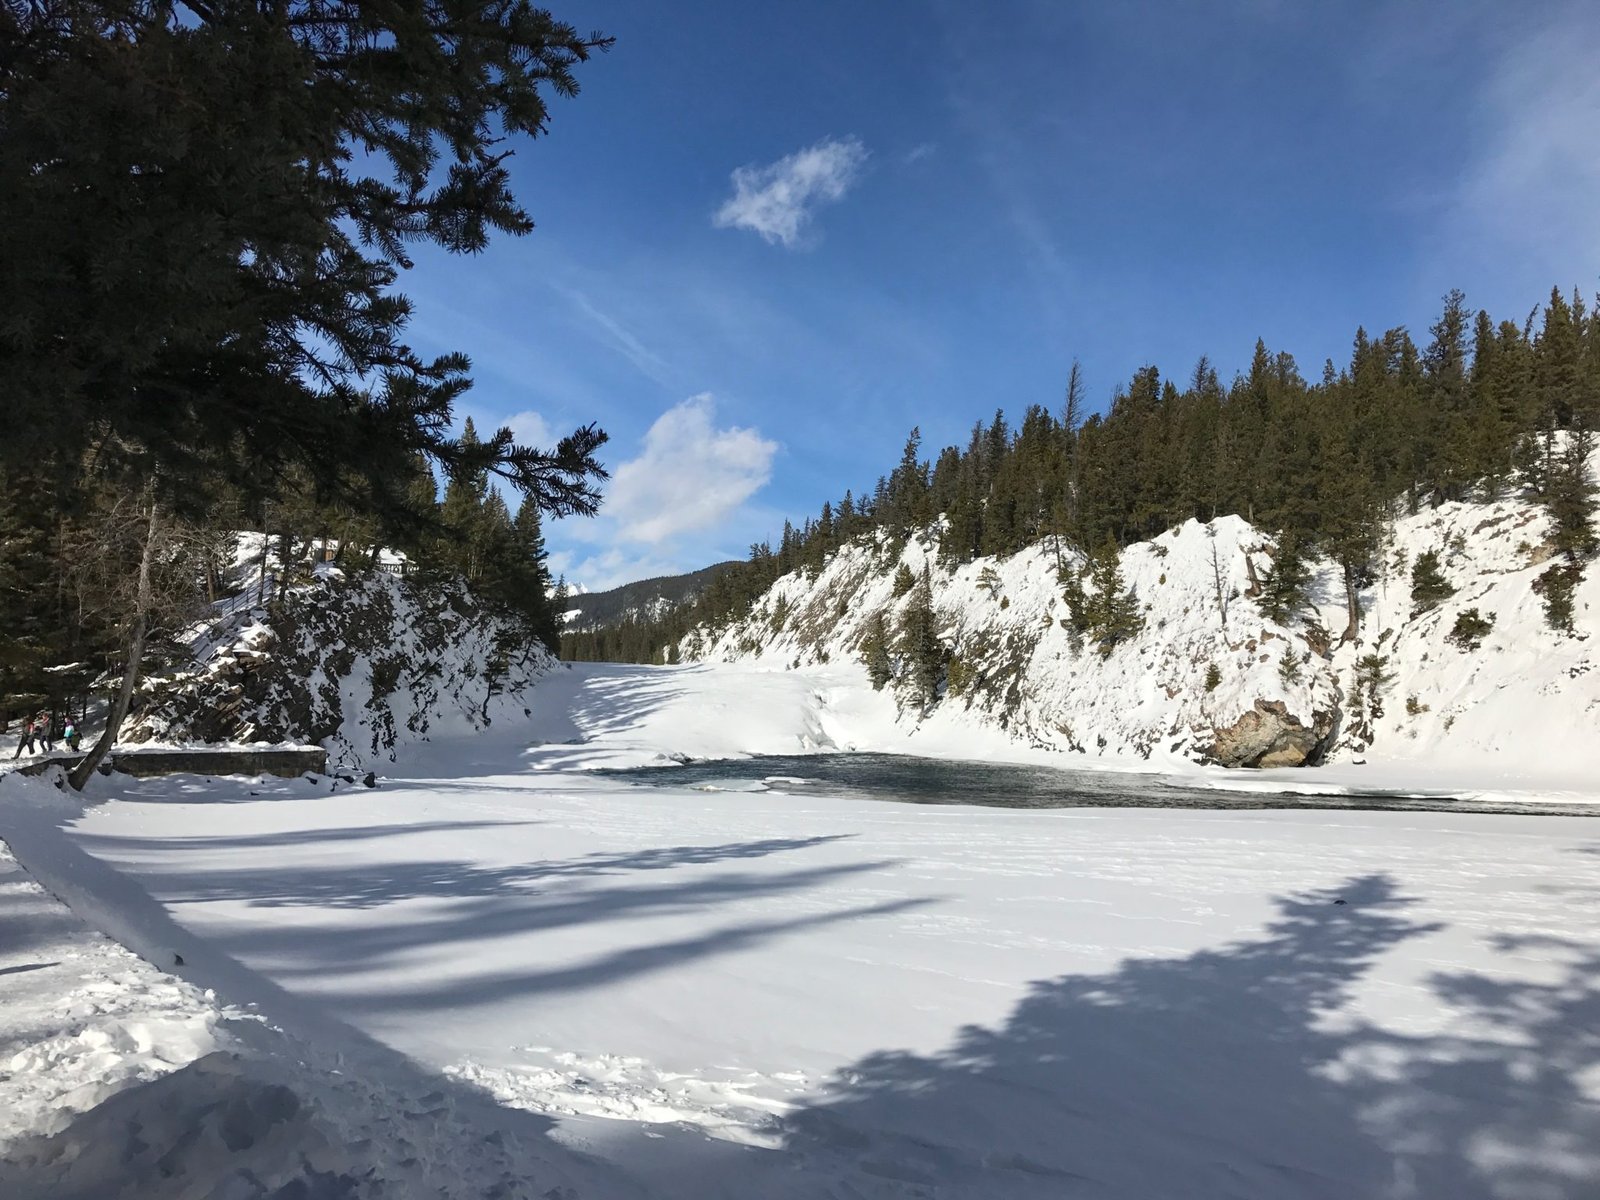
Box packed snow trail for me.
[2,661,1599,1197]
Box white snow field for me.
[3,661,1600,1198]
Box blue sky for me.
[402,0,1600,590]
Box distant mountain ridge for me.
[564,563,741,630]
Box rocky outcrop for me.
[1203,699,1339,768]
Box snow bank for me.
[0,840,225,1151]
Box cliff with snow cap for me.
[677,483,1600,776]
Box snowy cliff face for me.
[679,490,1598,773]
[126,571,555,767]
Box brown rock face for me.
[1204,699,1338,768]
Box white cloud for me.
[904,141,937,164]
[502,409,557,449]
[552,548,688,594]
[604,394,778,544]
[713,136,869,248]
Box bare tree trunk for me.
[256,502,271,606]
[69,496,160,791]
[1210,539,1229,633]
[276,530,292,603]
[1340,562,1361,645]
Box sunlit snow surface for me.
[3,661,1599,1198]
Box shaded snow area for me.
[2,662,1598,1198]
[124,567,557,769]
[681,473,1600,790]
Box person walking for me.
[12,717,36,759]
[63,720,80,753]
[35,714,55,754]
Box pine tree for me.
[438,419,492,581]
[0,471,58,727]
[1084,538,1143,655]
[1259,530,1311,624]
[896,569,945,710]
[510,498,560,650]
[3,2,611,525]
[1535,562,1582,635]
[886,428,930,538]
[1544,425,1598,562]
[860,612,893,691]
[1424,288,1474,502]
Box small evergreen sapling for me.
[1534,562,1582,635]
[1354,653,1395,719]
[860,611,893,690]
[1409,548,1455,614]
[1446,608,1494,651]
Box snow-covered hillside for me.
[680,485,1598,779]
[125,568,557,768]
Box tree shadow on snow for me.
[714,873,1599,1200]
[7,860,1598,1199]
[0,819,928,1199]
[76,832,863,911]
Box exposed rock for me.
[1203,699,1339,768]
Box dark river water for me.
[597,752,1600,817]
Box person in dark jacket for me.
[12,718,37,759]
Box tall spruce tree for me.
[2,1,613,787]
[3,1,611,522]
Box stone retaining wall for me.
[17,747,327,779]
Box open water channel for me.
[598,751,1600,817]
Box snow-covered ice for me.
[3,661,1599,1197]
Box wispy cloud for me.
[931,19,1077,329]
[559,287,674,385]
[1441,4,1600,284]
[604,394,778,544]
[904,141,937,165]
[713,136,870,248]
